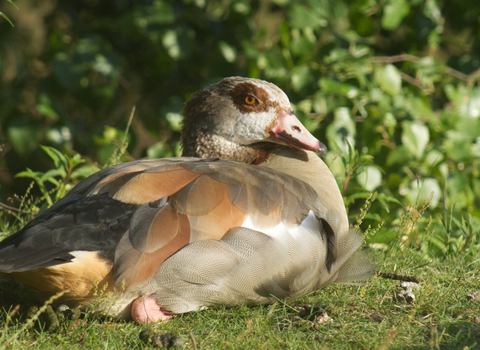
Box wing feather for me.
[1,158,331,292]
[114,207,191,288]
[112,169,201,204]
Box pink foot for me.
[131,296,173,324]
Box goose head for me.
[181,77,327,163]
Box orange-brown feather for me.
[144,205,184,253]
[171,176,226,215]
[187,190,248,242]
[124,213,191,288]
[113,169,201,204]
[6,252,115,306]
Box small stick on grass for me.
[181,320,198,350]
[188,330,198,350]
[378,271,420,283]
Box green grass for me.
[1,244,479,349]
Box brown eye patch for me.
[228,82,276,113]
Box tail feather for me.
[335,248,376,283]
[333,228,376,284]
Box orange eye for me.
[244,96,257,105]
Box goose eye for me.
[244,96,258,106]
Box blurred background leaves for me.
[0,0,479,258]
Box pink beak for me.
[269,110,327,156]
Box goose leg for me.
[131,296,173,323]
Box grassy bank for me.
[1,229,479,349]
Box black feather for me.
[0,193,138,272]
[321,218,336,272]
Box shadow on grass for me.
[0,279,39,322]
[394,320,480,350]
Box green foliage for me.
[15,146,99,207]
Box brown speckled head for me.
[181,77,322,164]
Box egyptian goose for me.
[0,77,374,323]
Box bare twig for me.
[370,54,472,83]
[0,202,37,215]
[466,67,480,86]
[370,54,420,64]
[445,67,469,81]
[189,330,198,350]
[378,271,420,283]
[122,105,135,149]
[181,320,198,350]
[399,71,426,90]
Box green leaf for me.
[376,193,402,212]
[7,122,43,157]
[357,166,382,191]
[53,53,80,88]
[362,212,383,222]
[291,65,312,93]
[70,164,100,180]
[381,0,410,30]
[444,84,457,103]
[406,96,435,124]
[423,149,444,169]
[40,146,69,171]
[455,118,480,139]
[147,142,174,159]
[289,5,326,29]
[402,121,429,159]
[290,30,315,56]
[444,139,473,161]
[319,78,359,98]
[218,41,236,63]
[162,30,180,59]
[424,0,441,22]
[5,0,19,9]
[40,168,66,184]
[92,54,115,76]
[15,168,42,180]
[386,146,414,166]
[374,64,402,96]
[15,168,58,206]
[166,112,183,132]
[405,178,441,208]
[326,107,356,154]
[460,88,480,119]
[69,153,85,169]
[0,11,14,27]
